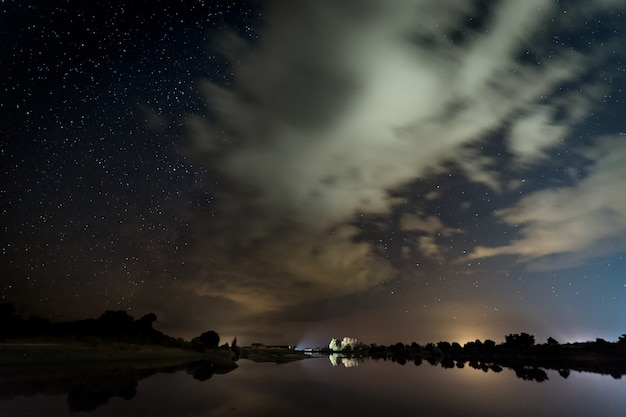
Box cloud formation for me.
[469,136,626,269]
[182,0,621,312]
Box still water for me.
[2,356,625,417]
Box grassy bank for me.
[0,341,229,372]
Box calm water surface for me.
[2,356,625,417]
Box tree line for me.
[328,332,626,380]
[0,302,235,353]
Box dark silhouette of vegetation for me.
[190,330,221,352]
[504,332,535,348]
[188,358,238,381]
[200,330,219,348]
[1,302,174,346]
[0,302,231,355]
[231,337,241,359]
[331,331,626,382]
[5,301,626,383]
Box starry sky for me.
[2,0,626,348]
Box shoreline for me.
[0,341,233,372]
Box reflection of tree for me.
[186,359,238,380]
[489,364,503,373]
[190,361,216,381]
[0,358,239,413]
[68,372,138,412]
[441,356,455,369]
[513,366,549,382]
[359,332,626,383]
[426,357,439,366]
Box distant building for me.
[247,343,293,351]
[250,343,267,350]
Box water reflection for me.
[328,353,362,367]
[327,353,554,382]
[0,359,237,413]
[1,356,625,416]
[67,368,138,412]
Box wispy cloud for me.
[181,0,621,311]
[469,136,626,269]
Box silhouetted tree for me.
[26,316,52,336]
[0,302,17,319]
[504,332,535,348]
[463,339,484,355]
[618,334,626,345]
[437,341,451,354]
[191,337,206,352]
[199,330,220,349]
[136,313,157,330]
[98,310,134,337]
[451,342,463,355]
[593,338,611,353]
[424,342,436,352]
[0,302,20,338]
[99,310,134,326]
[95,310,137,342]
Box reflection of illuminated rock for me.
[342,358,360,368]
[329,354,360,368]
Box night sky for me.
[2,0,626,348]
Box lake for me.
[2,355,625,416]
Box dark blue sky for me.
[2,0,625,347]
